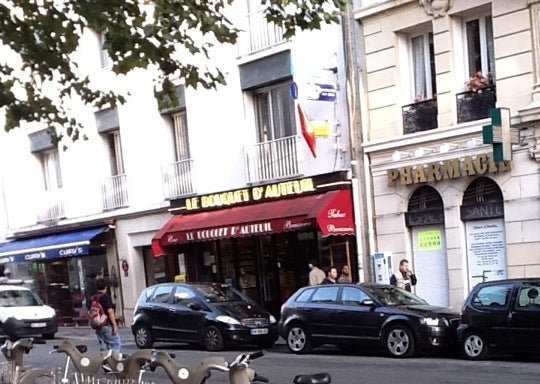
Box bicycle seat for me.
[293,372,332,384]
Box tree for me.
[0,0,344,144]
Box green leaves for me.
[0,0,344,144]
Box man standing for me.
[337,265,352,283]
[390,259,417,292]
[308,260,325,285]
[91,278,121,352]
[321,266,338,284]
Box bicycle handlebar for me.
[253,373,269,383]
[248,351,264,360]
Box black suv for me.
[458,278,540,360]
[278,283,459,357]
[131,282,278,351]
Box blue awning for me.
[0,227,109,264]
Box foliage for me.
[0,0,345,144]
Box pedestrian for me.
[390,259,417,292]
[90,278,121,352]
[308,260,325,286]
[337,264,352,283]
[321,266,338,284]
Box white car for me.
[0,284,57,339]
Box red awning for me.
[152,189,355,256]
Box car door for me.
[306,286,341,342]
[506,283,540,352]
[169,285,208,342]
[334,286,380,342]
[146,285,175,339]
[468,283,515,348]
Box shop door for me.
[259,235,280,316]
[412,226,449,307]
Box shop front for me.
[152,174,357,316]
[0,225,120,325]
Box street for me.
[11,327,540,384]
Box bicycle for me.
[0,337,53,384]
[227,351,331,384]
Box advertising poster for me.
[466,219,507,289]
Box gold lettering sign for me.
[184,178,316,211]
[387,155,511,187]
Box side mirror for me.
[188,302,202,311]
[361,299,376,307]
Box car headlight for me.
[216,315,241,325]
[421,317,443,326]
[269,315,277,324]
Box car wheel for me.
[462,332,488,360]
[384,325,415,358]
[202,326,224,351]
[286,324,311,354]
[133,324,154,349]
[41,332,56,340]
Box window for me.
[410,32,436,101]
[173,286,196,306]
[40,149,62,191]
[465,15,495,81]
[516,285,540,309]
[472,284,513,309]
[98,31,112,69]
[171,111,190,161]
[254,81,296,142]
[295,288,315,303]
[310,287,339,303]
[105,131,124,176]
[341,287,370,306]
[150,285,174,303]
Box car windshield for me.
[0,289,43,307]
[365,286,428,306]
[196,284,248,303]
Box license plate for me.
[31,322,46,328]
[250,328,268,335]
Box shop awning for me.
[152,189,355,256]
[0,226,109,264]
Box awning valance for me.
[0,226,109,264]
[152,189,355,256]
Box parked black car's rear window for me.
[295,288,315,302]
[472,284,513,309]
[365,286,427,306]
[311,287,339,303]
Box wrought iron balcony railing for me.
[101,174,128,211]
[162,159,194,200]
[456,86,496,124]
[36,189,65,223]
[402,98,438,134]
[245,135,301,184]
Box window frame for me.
[409,31,436,102]
[98,31,113,69]
[171,111,190,162]
[253,81,296,142]
[40,149,62,191]
[105,130,125,176]
[462,13,495,81]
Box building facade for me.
[0,2,357,324]
[354,0,540,308]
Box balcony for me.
[240,10,285,55]
[402,98,438,134]
[245,135,302,184]
[101,174,128,211]
[456,86,496,124]
[162,159,194,200]
[36,189,65,223]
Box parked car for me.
[131,282,278,351]
[457,278,540,360]
[278,283,459,357]
[0,284,58,339]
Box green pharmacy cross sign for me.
[482,108,519,162]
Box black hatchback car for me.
[457,278,540,360]
[278,283,459,357]
[131,282,278,351]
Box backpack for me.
[88,294,109,330]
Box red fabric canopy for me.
[152,189,355,256]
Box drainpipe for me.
[341,2,371,283]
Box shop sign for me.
[0,245,90,264]
[387,154,511,187]
[184,178,316,212]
